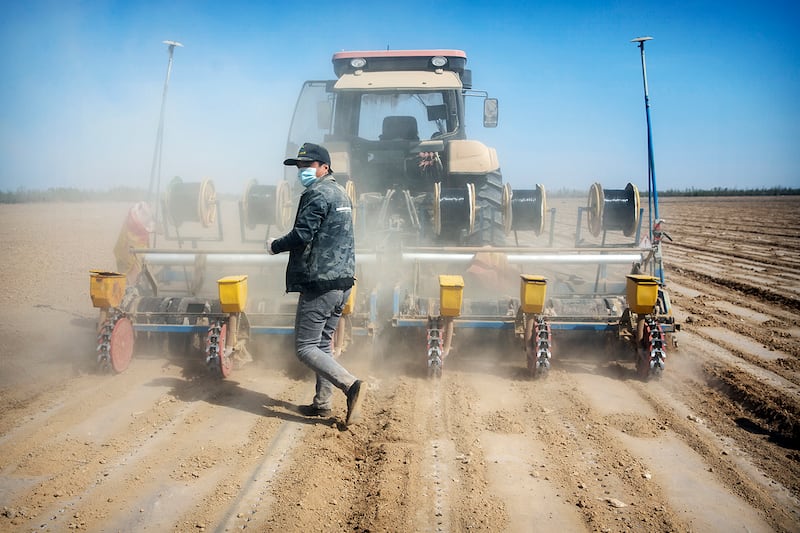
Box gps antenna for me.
[147,40,183,247]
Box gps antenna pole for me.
[632,36,664,283]
[147,40,183,247]
[631,36,659,231]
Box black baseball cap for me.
[283,142,333,172]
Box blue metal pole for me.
[632,36,665,284]
[632,37,659,225]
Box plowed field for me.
[1,196,798,532]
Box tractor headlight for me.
[350,57,367,69]
[431,56,448,67]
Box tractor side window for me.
[287,81,333,152]
[285,81,335,182]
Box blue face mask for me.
[298,167,318,188]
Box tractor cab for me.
[284,50,497,191]
[284,50,506,247]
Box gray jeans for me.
[294,288,356,409]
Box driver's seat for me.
[379,116,419,141]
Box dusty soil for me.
[1,196,799,532]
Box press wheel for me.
[109,317,134,373]
[217,323,232,378]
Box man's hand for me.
[266,238,276,255]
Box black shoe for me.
[345,380,366,426]
[298,404,332,417]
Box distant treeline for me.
[510,187,800,198]
[0,186,148,204]
[544,186,799,198]
[1,185,797,203]
[659,186,799,197]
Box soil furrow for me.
[3,197,800,532]
[672,264,800,313]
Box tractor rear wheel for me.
[471,171,506,246]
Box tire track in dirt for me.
[232,356,413,532]
[3,198,800,531]
[669,242,800,274]
[247,353,511,532]
[668,277,799,338]
[214,422,307,531]
[0,357,311,531]
[671,224,800,245]
[0,360,197,523]
[668,254,800,300]
[666,273,800,446]
[462,361,682,532]
[438,372,511,532]
[161,372,316,532]
[450,353,778,532]
[671,264,800,314]
[631,374,800,530]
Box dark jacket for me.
[270,176,355,293]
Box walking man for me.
[267,143,366,426]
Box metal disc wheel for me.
[535,183,547,235]
[109,317,134,373]
[622,182,641,237]
[433,182,442,235]
[531,318,551,379]
[501,182,513,234]
[276,180,293,231]
[345,180,357,225]
[217,323,232,378]
[216,324,233,378]
[465,182,476,235]
[587,182,603,237]
[524,317,536,378]
[198,178,217,227]
[206,320,232,378]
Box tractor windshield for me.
[286,83,460,151]
[285,81,463,183]
[355,92,454,141]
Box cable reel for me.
[165,177,217,228]
[241,179,293,231]
[510,184,547,235]
[433,182,476,238]
[587,182,640,237]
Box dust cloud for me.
[2,196,800,532]
[0,202,128,397]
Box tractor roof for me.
[332,50,468,78]
[334,70,462,91]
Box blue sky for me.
[1,0,798,194]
